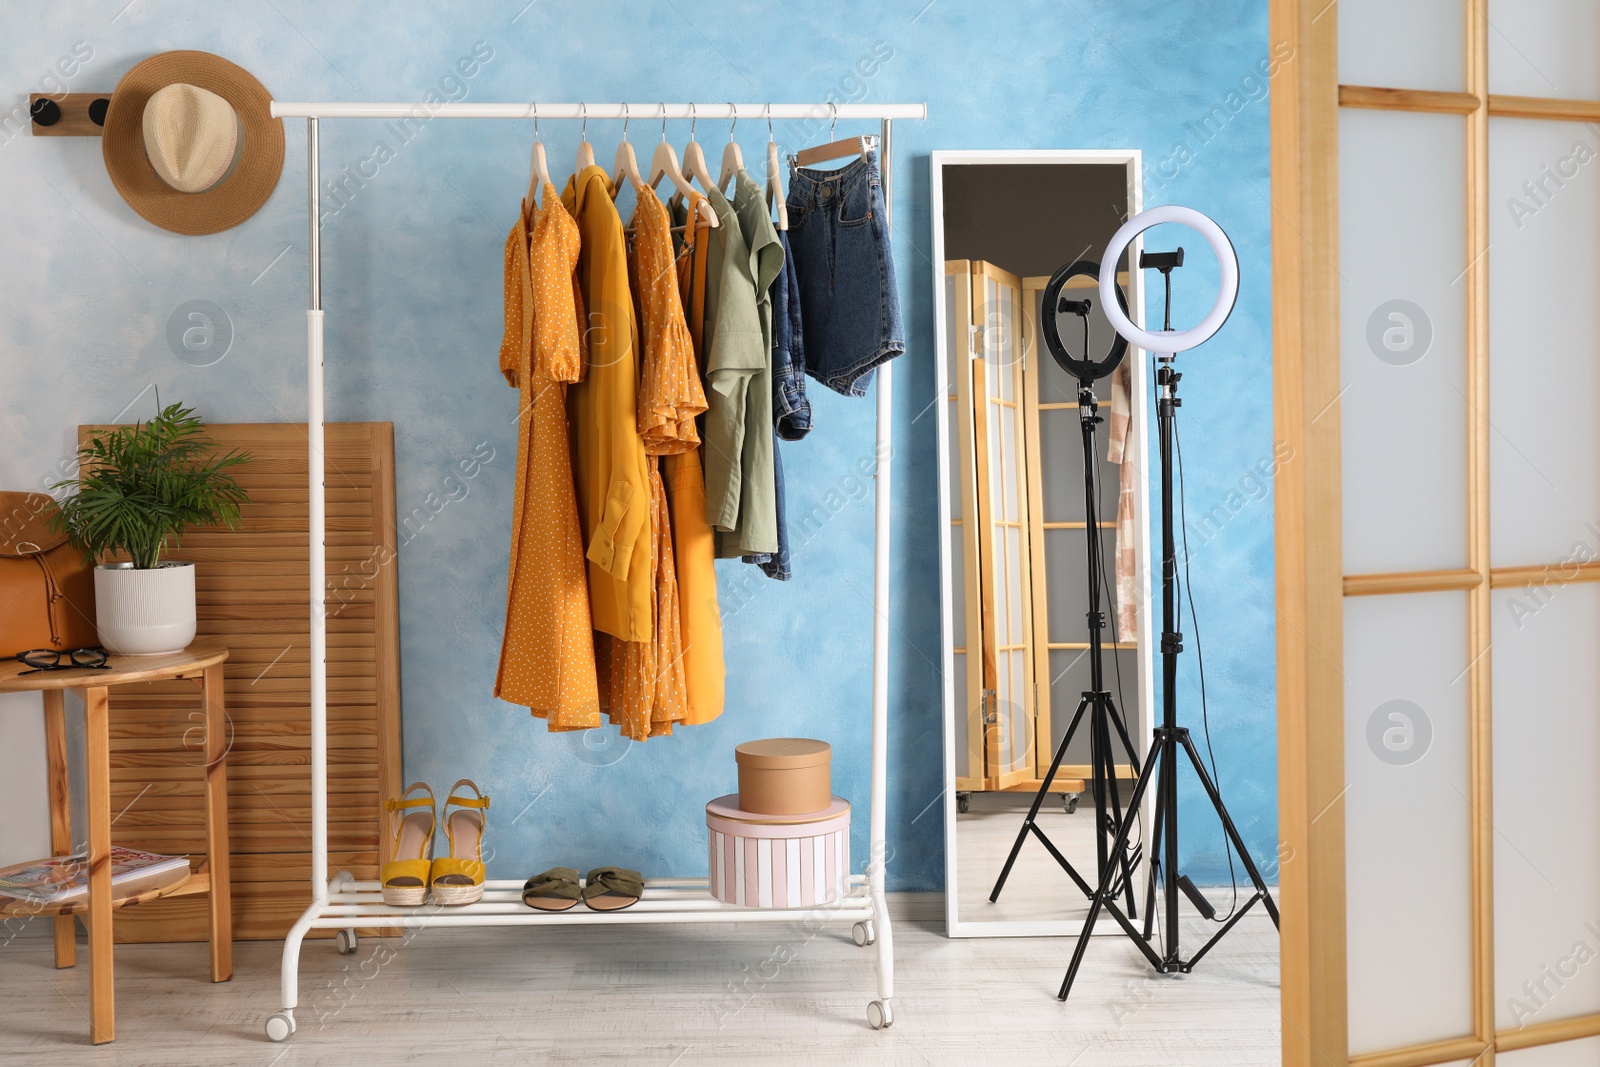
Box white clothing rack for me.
[263,100,925,1043]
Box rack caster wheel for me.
[867,998,894,1029]
[265,1010,297,1042]
[852,920,876,947]
[335,928,358,955]
[1063,793,1080,814]
[957,792,970,814]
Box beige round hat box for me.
[735,738,832,816]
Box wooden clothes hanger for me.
[765,105,788,231]
[793,102,875,167]
[647,105,718,228]
[717,103,743,194]
[574,102,596,172]
[612,103,644,200]
[681,102,716,192]
[525,104,552,210]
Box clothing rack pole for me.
[264,100,926,1045]
[869,116,896,1010]
[305,115,329,911]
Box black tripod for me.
[1058,256,1279,1001]
[989,375,1143,918]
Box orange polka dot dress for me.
[493,186,601,731]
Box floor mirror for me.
[931,151,1155,937]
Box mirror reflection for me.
[937,155,1152,933]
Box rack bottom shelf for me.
[307,875,875,927]
[268,872,895,1040]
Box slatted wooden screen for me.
[77,422,401,942]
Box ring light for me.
[1040,259,1128,382]
[1098,205,1239,354]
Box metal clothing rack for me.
[262,101,926,1042]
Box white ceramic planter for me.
[93,561,197,655]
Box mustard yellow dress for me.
[669,191,727,725]
[494,187,601,730]
[564,166,654,643]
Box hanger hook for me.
[659,102,668,142]
[766,103,774,140]
[531,101,539,139]
[829,101,838,140]
[728,102,738,141]
[621,102,630,141]
[580,102,588,142]
[689,101,698,139]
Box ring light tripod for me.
[1059,206,1278,1003]
[989,261,1144,921]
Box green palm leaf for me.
[48,402,252,569]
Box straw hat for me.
[102,51,284,235]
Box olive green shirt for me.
[698,183,781,557]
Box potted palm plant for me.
[50,402,250,655]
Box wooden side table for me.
[0,637,233,1044]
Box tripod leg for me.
[1141,787,1162,942]
[1059,747,1162,1001]
[1177,732,1280,929]
[1094,697,1138,920]
[1089,697,1110,899]
[1105,695,1143,777]
[1105,723,1138,921]
[990,695,1091,903]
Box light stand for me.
[989,261,1143,919]
[1058,206,1279,1002]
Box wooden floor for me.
[0,909,1281,1065]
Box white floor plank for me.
[0,910,1281,1065]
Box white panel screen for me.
[1339,0,1463,92]
[1345,592,1474,1053]
[1488,118,1600,567]
[1493,583,1600,1028]
[1488,0,1600,100]
[1340,110,1469,574]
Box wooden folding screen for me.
[947,261,1137,796]
[1275,1,1600,1062]
[78,422,402,942]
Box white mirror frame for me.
[930,149,1156,938]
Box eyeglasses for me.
[14,647,111,675]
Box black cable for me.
[1171,397,1240,923]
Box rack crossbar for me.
[270,102,926,121]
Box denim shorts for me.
[786,149,905,397]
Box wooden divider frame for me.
[1274,2,1600,1063]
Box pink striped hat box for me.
[705,794,850,909]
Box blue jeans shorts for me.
[785,149,905,397]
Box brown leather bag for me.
[0,491,98,656]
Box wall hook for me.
[28,93,112,136]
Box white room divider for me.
[1274,0,1600,1063]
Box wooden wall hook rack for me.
[29,93,112,136]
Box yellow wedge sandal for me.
[380,782,436,906]
[431,779,489,906]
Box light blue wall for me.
[0,0,1275,890]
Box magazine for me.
[0,847,190,905]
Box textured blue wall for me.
[0,0,1275,890]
